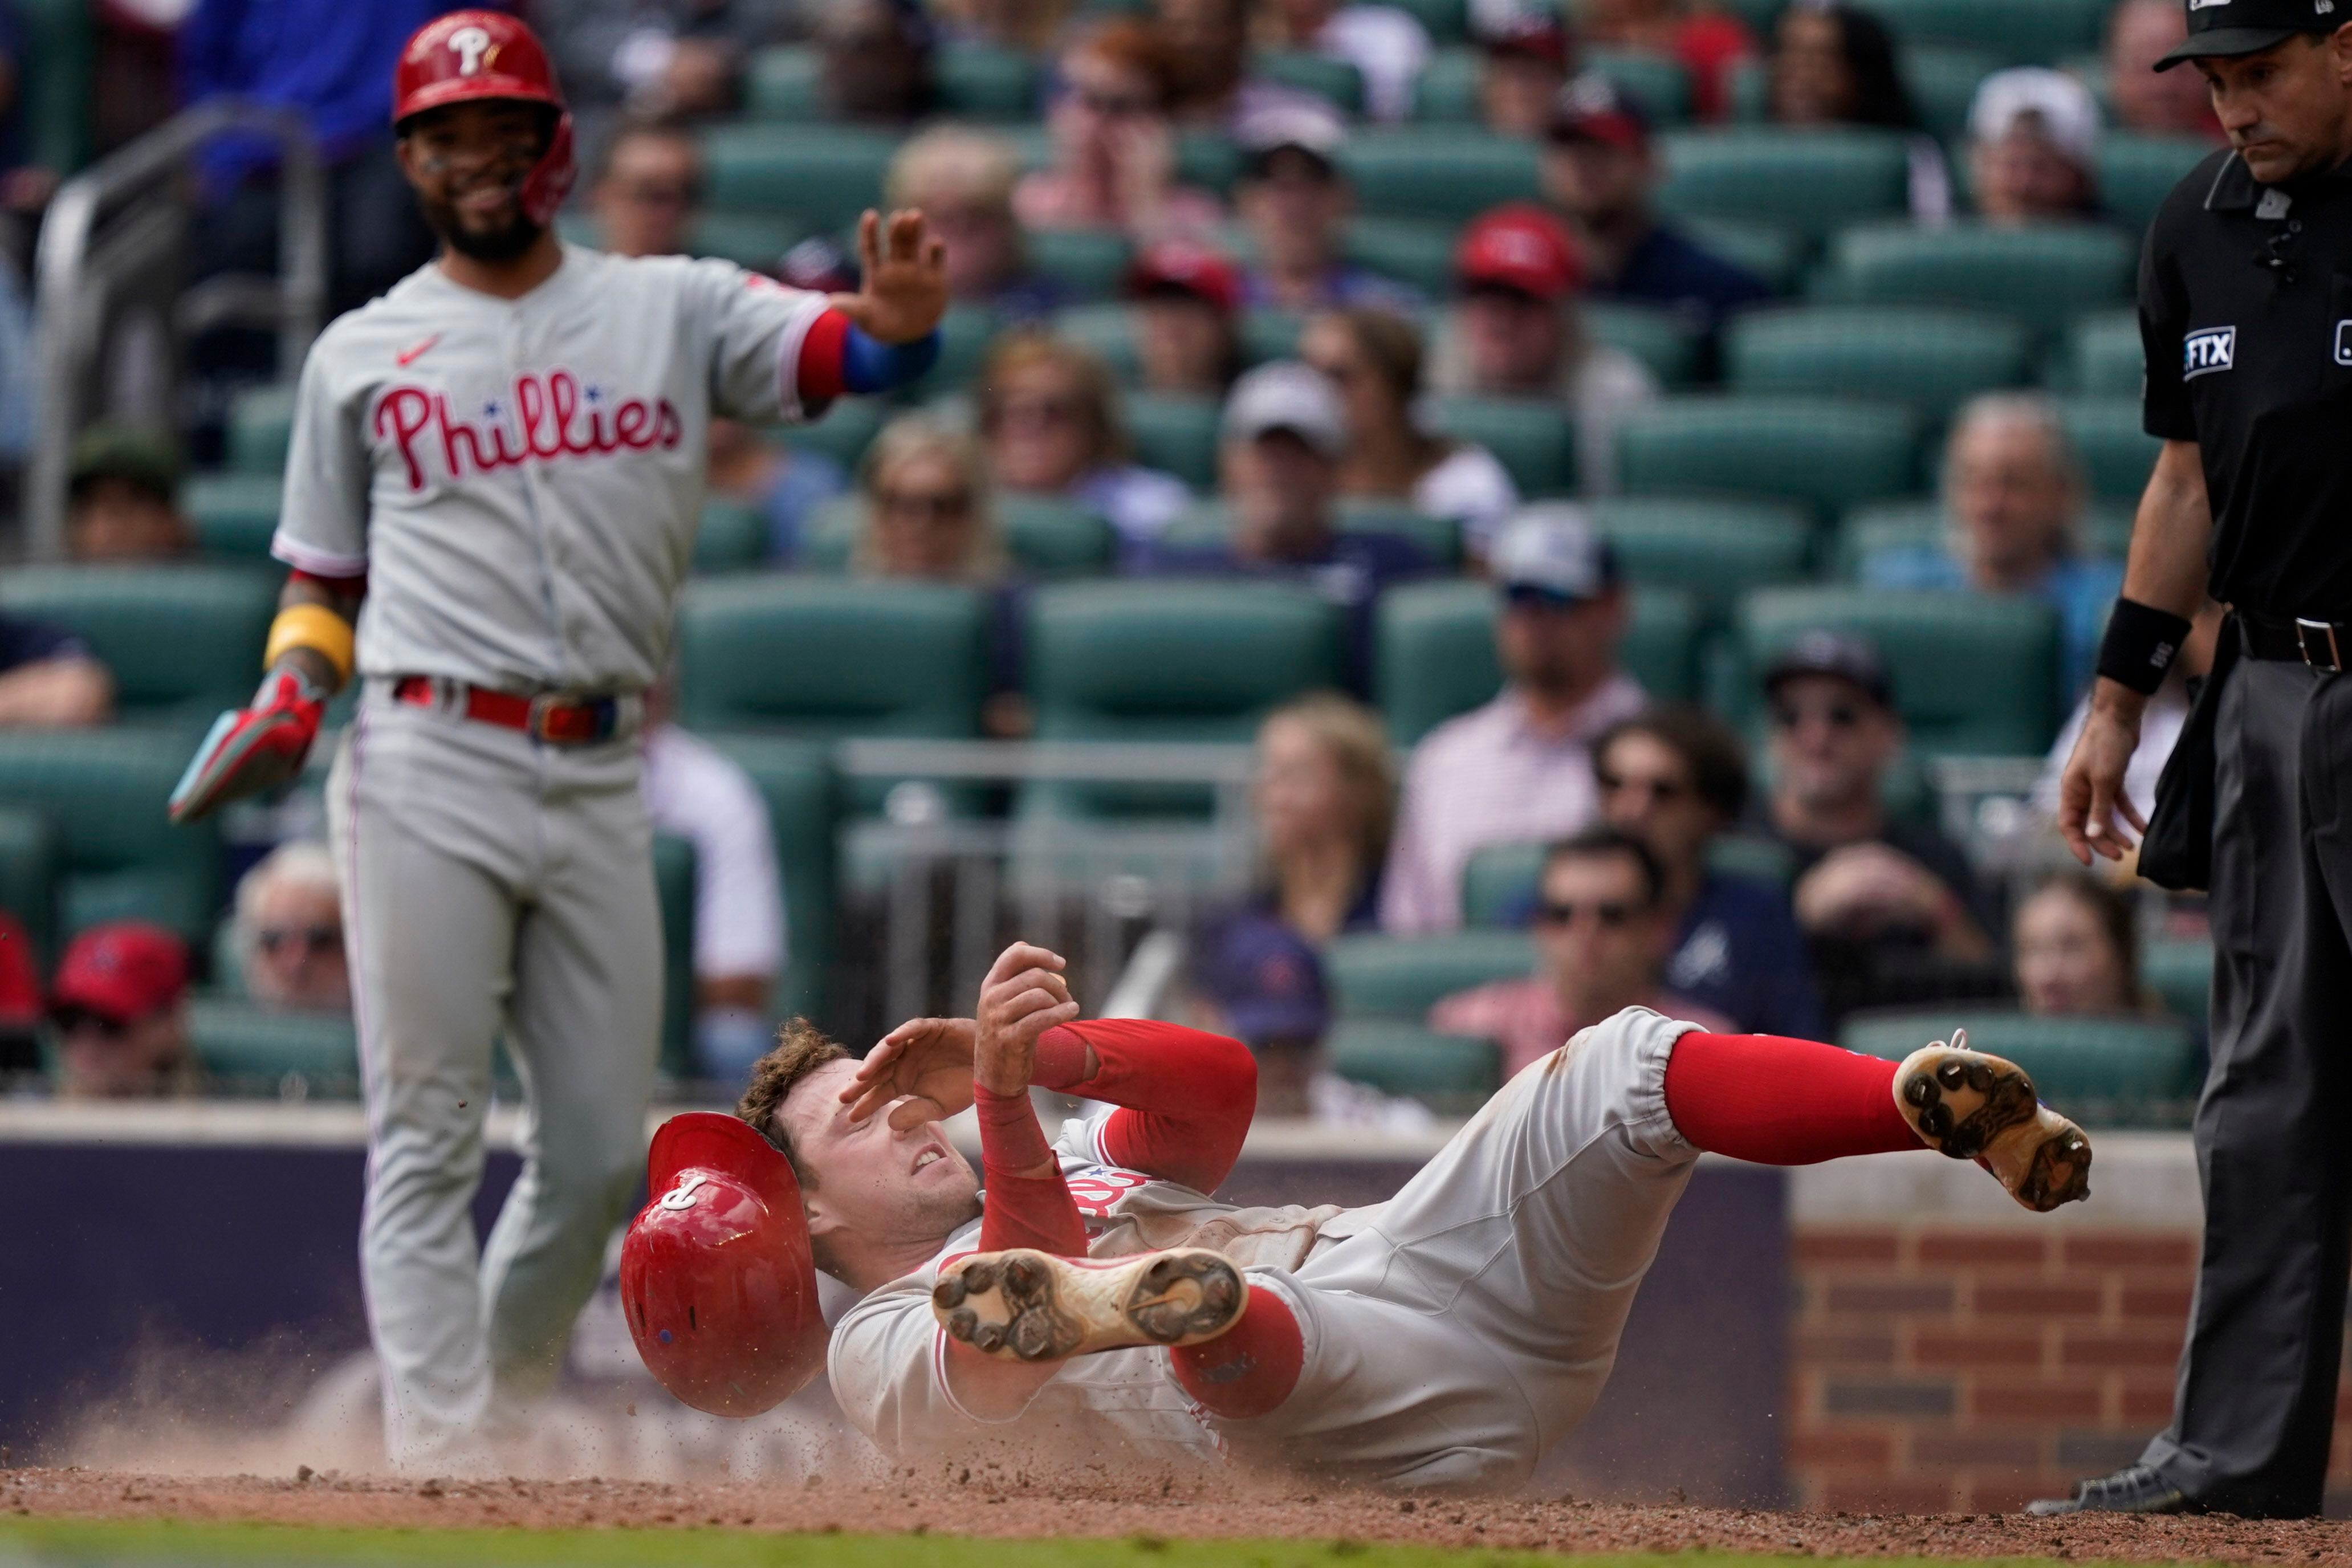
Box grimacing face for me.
[776,1058,980,1274]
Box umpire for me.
[2047,0,2352,1520]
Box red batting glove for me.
[168,668,328,824]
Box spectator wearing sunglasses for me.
[234,842,350,1013]
[1381,506,1644,934]
[1015,20,1224,242]
[590,122,703,260]
[1430,826,1731,1081]
[1760,631,1999,1026]
[1592,708,1822,1038]
[50,922,196,1100]
[975,332,1191,552]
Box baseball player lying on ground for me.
[625,942,2090,1490]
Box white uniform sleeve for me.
[271,331,373,576]
[691,258,832,427]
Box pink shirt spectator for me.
[1378,674,1648,934]
[1429,981,1733,1080]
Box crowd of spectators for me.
[0,0,2221,1110]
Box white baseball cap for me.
[1968,67,2101,168]
[1491,503,1618,601]
[1221,362,1348,459]
[1238,99,1349,174]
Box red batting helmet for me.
[621,1113,828,1418]
[391,10,576,226]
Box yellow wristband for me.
[263,603,356,685]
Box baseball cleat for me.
[1894,1030,2093,1212]
[931,1247,1247,1363]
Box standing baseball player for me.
[166,10,948,1468]
[623,942,2092,1486]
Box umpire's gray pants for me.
[328,686,662,1469]
[2141,656,2352,1516]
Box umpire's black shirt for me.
[2140,147,2352,618]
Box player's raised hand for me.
[841,1015,976,1130]
[973,941,1079,1097]
[832,207,949,345]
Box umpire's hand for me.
[2058,688,2147,865]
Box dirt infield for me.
[5,1467,2350,1562]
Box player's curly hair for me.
[736,1019,848,1188]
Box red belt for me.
[392,677,622,745]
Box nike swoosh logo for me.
[394,333,441,368]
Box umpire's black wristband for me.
[2096,597,2193,695]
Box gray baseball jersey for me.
[828,1009,1707,1490]
[274,242,828,692]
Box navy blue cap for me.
[1190,914,1330,1048]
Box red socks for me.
[1662,1031,1921,1166]
[1169,1288,1303,1420]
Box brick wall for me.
[1779,1136,2352,1516]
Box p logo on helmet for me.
[621,1113,828,1417]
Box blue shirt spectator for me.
[1661,870,1824,1040]
[1862,547,2121,704]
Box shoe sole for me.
[1897,1045,2093,1212]
[931,1247,1246,1363]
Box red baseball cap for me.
[1456,203,1586,302]
[1483,15,1572,70]
[1127,238,1242,314]
[52,922,189,1024]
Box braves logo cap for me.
[2157,0,2345,71]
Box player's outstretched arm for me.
[168,572,363,825]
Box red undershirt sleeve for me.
[1030,1019,1258,1194]
[974,1084,1088,1257]
[795,307,849,405]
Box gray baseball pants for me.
[2141,654,2352,1516]
[328,681,662,1469]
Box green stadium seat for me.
[1902,46,2001,142]
[1052,302,1144,382]
[937,41,1041,119]
[1588,496,1814,609]
[1617,396,1919,519]
[1028,580,1344,740]
[1736,585,2061,754]
[2061,310,2145,397]
[908,304,1002,398]
[0,728,220,947]
[701,734,839,1024]
[674,579,989,740]
[1328,1020,1504,1113]
[0,806,54,969]
[1027,227,1134,300]
[1655,128,1912,240]
[2099,133,2216,232]
[688,209,808,272]
[1422,396,1576,495]
[1838,1008,2202,1109]
[2055,396,2162,502]
[1818,221,2137,336]
[0,565,278,728]
[1584,47,1694,124]
[1410,46,1481,121]
[1375,580,1702,744]
[694,498,770,573]
[998,494,1120,576]
[19,0,91,174]
[184,474,283,564]
[700,125,897,230]
[1389,0,1468,43]
[229,384,298,475]
[1836,498,2134,578]
[1326,930,1534,1019]
[1177,129,1244,194]
[1846,0,2109,63]
[1338,129,1543,221]
[188,1000,361,1097]
[652,833,697,1082]
[1024,580,1345,818]
[1256,49,1365,113]
[1346,217,1459,295]
[782,396,885,474]
[744,46,824,119]
[1124,393,1222,490]
[2143,936,2211,1030]
[1725,306,2031,422]
[1336,499,1463,567]
[1584,302,1707,390]
[1680,216,1805,295]
[1241,307,1307,367]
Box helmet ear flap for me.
[520,111,576,227]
